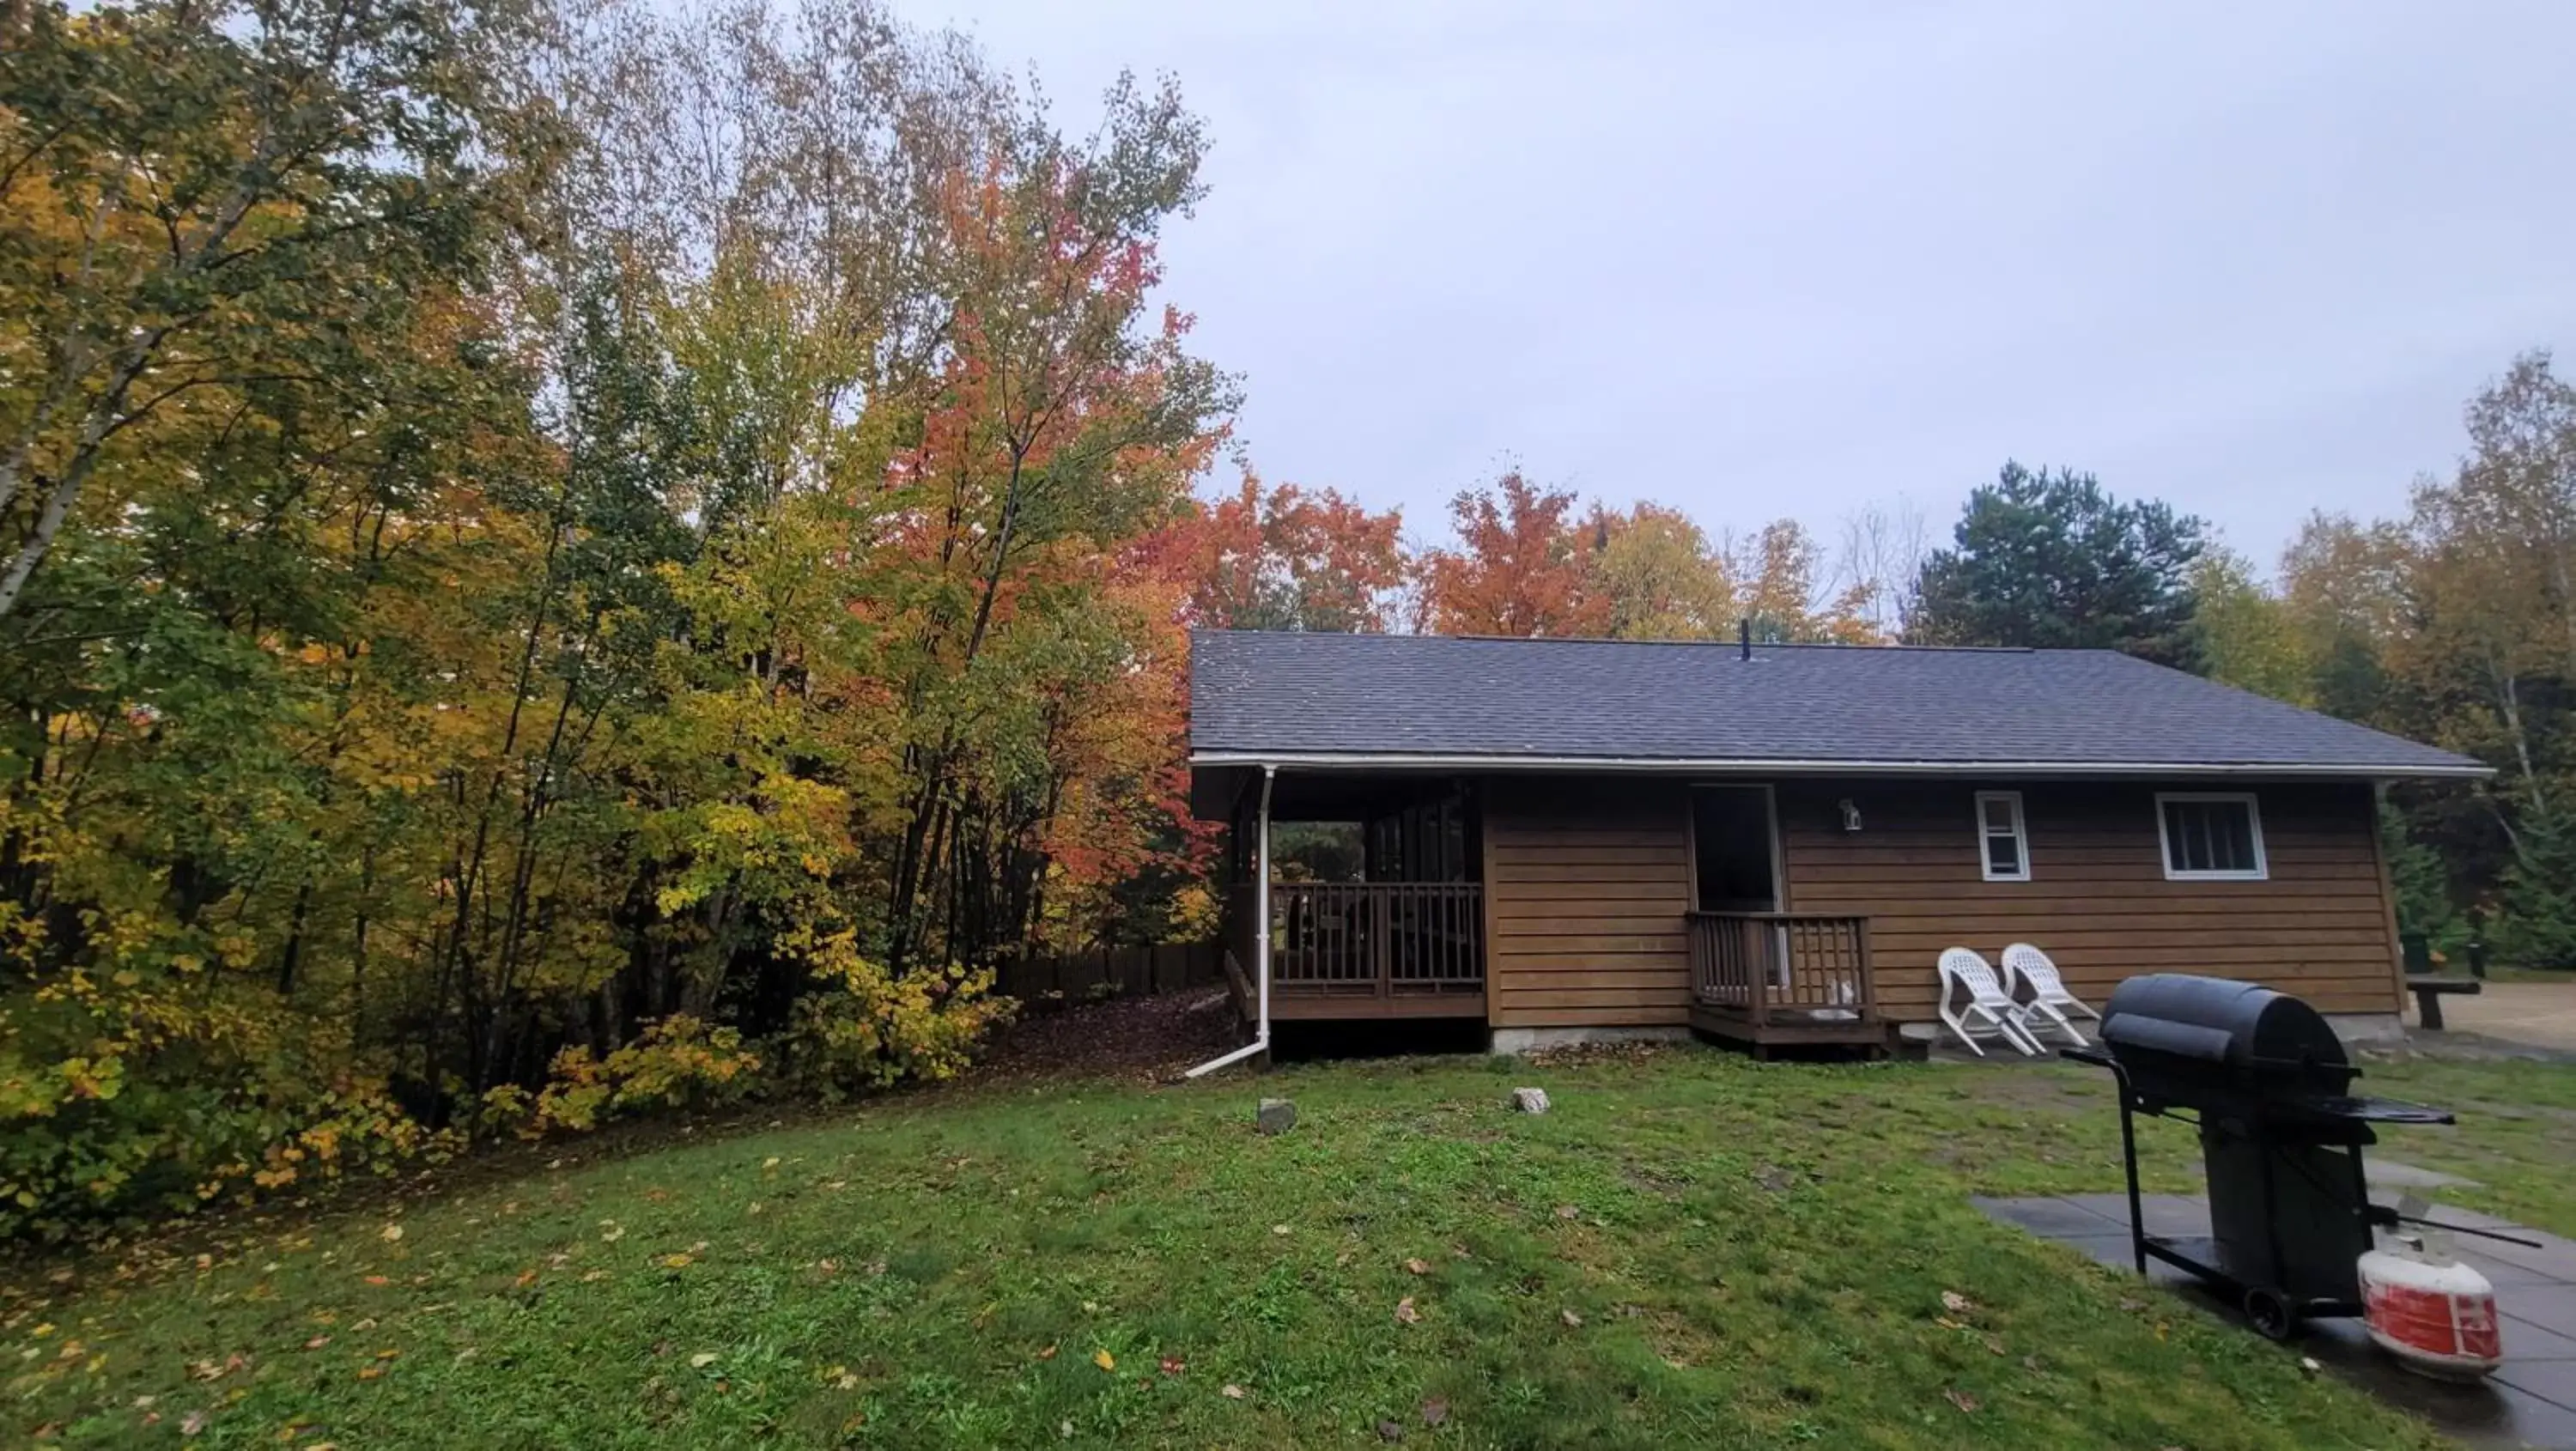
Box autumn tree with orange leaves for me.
[1176,470,1407,631]
[1419,471,1876,642]
[1418,471,1606,635]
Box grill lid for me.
[2099,974,2350,1076]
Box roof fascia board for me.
[1187,750,2494,780]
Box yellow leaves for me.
[659,1254,694,1270]
[1091,1349,1116,1372]
[690,1351,720,1369]
[379,1223,404,1243]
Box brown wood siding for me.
[1483,777,1693,1027]
[1777,780,2403,1018]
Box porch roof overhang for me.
[1183,751,2494,821]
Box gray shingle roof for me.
[1188,631,2485,775]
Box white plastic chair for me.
[1936,947,2045,1057]
[2001,943,2100,1046]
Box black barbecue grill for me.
[2065,974,2455,1339]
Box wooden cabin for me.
[1184,631,2488,1055]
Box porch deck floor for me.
[1689,998,1891,1055]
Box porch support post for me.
[1255,764,1273,1031]
[1187,764,1278,1079]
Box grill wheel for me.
[2244,1286,2298,1341]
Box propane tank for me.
[2359,1234,2503,1381]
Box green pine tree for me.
[2498,806,2576,968]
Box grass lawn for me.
[2347,1051,2576,1239]
[4,1042,2566,1450]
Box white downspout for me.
[1186,763,1276,1079]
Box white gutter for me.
[1186,751,2494,780]
[1186,763,1276,1079]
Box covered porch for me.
[1211,771,1488,1022]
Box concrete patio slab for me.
[1978,1193,2576,1448]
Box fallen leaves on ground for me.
[1394,1296,1421,1326]
[1092,1349,1116,1371]
[379,1224,403,1243]
[1158,1356,1185,1375]
[1941,1290,1974,1314]
[1376,1418,1403,1441]
[1943,1388,1979,1413]
[690,1352,719,1369]
[1421,1396,1449,1426]
[1560,1308,1583,1327]
[1402,1258,1431,1275]
[1221,1383,1247,1400]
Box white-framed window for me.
[1975,791,2031,882]
[2156,792,2268,880]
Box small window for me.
[1976,791,2030,882]
[2157,792,2268,880]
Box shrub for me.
[776,927,1011,1100]
[532,1016,762,1134]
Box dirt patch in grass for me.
[973,986,1239,1087]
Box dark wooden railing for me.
[1271,882,1484,998]
[1688,912,1876,1029]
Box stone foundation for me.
[1488,1025,1694,1054]
[2326,1012,2409,1047]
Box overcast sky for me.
[931,0,2573,568]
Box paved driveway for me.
[2418,980,2576,1051]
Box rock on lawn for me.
[1510,1087,1551,1114]
[1257,1098,1297,1135]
